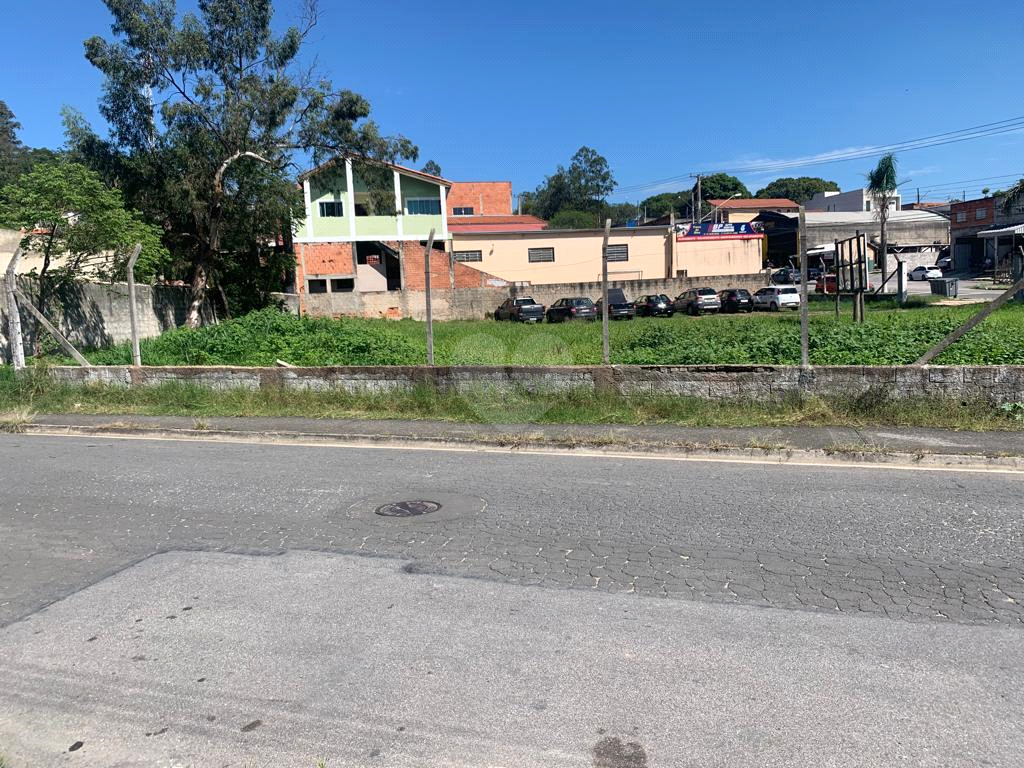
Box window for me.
[956,211,967,223]
[454,250,483,263]
[606,244,628,262]
[453,207,474,216]
[406,198,442,215]
[528,247,555,263]
[865,200,872,211]
[307,279,327,294]
[976,208,988,220]
[330,278,354,293]
[318,201,344,217]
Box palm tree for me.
[867,153,898,278]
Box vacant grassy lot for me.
[33,300,1024,368]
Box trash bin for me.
[929,278,958,298]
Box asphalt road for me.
[1,434,1023,766]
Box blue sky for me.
[3,0,1024,205]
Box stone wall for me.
[287,272,770,321]
[1,277,208,362]
[44,363,1024,405]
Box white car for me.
[752,286,801,311]
[909,265,943,281]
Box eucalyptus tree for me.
[82,0,417,326]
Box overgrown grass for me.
[37,301,1024,369]
[0,370,1019,431]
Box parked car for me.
[807,267,823,282]
[634,294,674,317]
[936,255,953,271]
[718,288,753,313]
[675,287,721,315]
[595,288,635,320]
[909,265,943,281]
[752,285,801,311]
[546,297,598,323]
[770,268,800,284]
[494,296,545,323]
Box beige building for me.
[450,226,763,285]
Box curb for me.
[13,422,1024,472]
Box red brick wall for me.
[403,245,501,289]
[950,199,996,232]
[300,242,355,276]
[447,182,513,216]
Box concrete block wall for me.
[1,277,207,363]
[284,272,770,322]
[44,363,1024,405]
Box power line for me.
[612,115,1024,196]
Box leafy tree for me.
[638,191,689,220]
[547,209,598,230]
[1001,179,1024,215]
[524,146,616,221]
[695,173,750,201]
[421,160,442,176]
[867,153,898,276]
[81,0,417,327]
[0,101,27,190]
[606,202,638,227]
[755,176,839,204]
[2,161,168,353]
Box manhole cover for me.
[374,500,443,518]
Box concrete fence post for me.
[5,247,25,370]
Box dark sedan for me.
[634,294,674,317]
[718,288,753,313]
[546,297,598,322]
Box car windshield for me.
[780,287,799,294]
[659,295,671,302]
[735,290,750,297]
[697,288,716,296]
[514,298,537,306]
[572,298,594,307]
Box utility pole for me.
[696,175,702,225]
[126,243,143,367]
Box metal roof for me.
[977,223,1024,237]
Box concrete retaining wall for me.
[43,364,1024,405]
[283,272,770,321]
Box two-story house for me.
[950,195,1024,274]
[294,157,451,301]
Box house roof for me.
[977,223,1024,237]
[784,210,949,224]
[298,156,451,186]
[448,215,548,233]
[708,198,799,209]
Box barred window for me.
[454,250,483,263]
[318,201,344,217]
[528,247,555,263]
[606,244,628,262]
[453,207,474,216]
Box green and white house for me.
[294,157,450,296]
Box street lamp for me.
[700,192,742,224]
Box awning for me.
[977,223,1024,238]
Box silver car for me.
[752,286,801,312]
